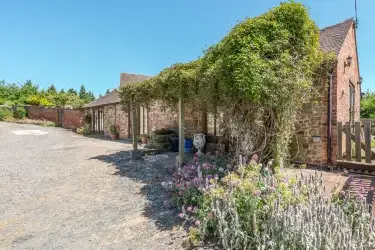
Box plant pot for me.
[141,137,148,144]
[110,133,118,140]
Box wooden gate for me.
[92,109,104,133]
[337,121,375,170]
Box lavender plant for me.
[195,163,375,250]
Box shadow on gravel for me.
[90,151,181,230]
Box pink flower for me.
[195,220,201,226]
[194,156,198,162]
[187,206,193,212]
[340,190,346,196]
[207,212,213,218]
[178,190,184,196]
[359,187,365,193]
[370,186,375,191]
[178,213,183,218]
[202,163,209,169]
[254,190,261,196]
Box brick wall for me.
[27,106,59,124]
[62,109,85,129]
[292,23,360,166]
[26,106,85,130]
[332,24,361,163]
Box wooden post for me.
[131,99,138,151]
[355,122,361,162]
[337,122,343,160]
[365,121,372,163]
[345,122,352,161]
[178,96,185,166]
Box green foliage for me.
[26,95,54,107]
[361,91,375,118]
[0,107,13,121]
[13,106,27,119]
[77,123,92,135]
[120,2,330,166]
[179,161,375,249]
[109,124,119,136]
[0,80,95,108]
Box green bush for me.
[26,95,54,107]
[77,123,92,135]
[0,107,13,121]
[13,106,27,119]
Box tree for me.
[105,89,110,94]
[60,88,65,94]
[47,84,57,94]
[79,85,87,99]
[99,94,102,98]
[86,91,95,102]
[361,91,375,118]
[67,88,77,95]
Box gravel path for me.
[0,122,187,250]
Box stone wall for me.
[102,104,130,139]
[292,23,360,166]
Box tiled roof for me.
[84,89,120,108]
[85,73,152,108]
[119,73,152,87]
[319,18,354,55]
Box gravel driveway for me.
[0,122,186,250]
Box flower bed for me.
[171,155,375,249]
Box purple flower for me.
[340,190,345,196]
[214,174,219,181]
[187,206,193,212]
[370,186,375,191]
[178,213,183,218]
[254,190,261,196]
[207,174,213,180]
[202,163,209,169]
[195,220,201,226]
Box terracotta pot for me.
[110,133,118,140]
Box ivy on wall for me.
[119,2,335,167]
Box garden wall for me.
[26,106,84,130]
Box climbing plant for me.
[119,2,335,168]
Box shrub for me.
[77,123,92,135]
[178,161,375,249]
[13,106,27,119]
[0,107,13,121]
[109,124,119,136]
[26,95,54,107]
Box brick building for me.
[84,73,206,139]
[293,18,361,166]
[86,18,361,166]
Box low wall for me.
[25,106,84,130]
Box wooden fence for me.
[337,121,375,170]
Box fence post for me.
[365,121,372,163]
[338,122,343,160]
[355,122,361,162]
[345,122,352,161]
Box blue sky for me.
[0,0,374,96]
